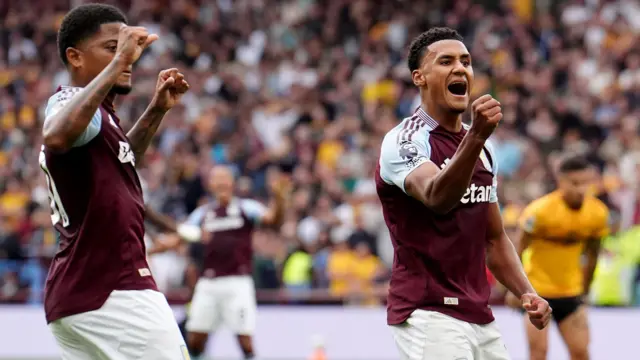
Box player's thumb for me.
[521,294,533,310]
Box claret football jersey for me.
[376,107,498,325]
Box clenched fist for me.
[521,293,553,330]
[150,68,190,112]
[469,94,502,140]
[116,25,158,65]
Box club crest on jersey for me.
[117,141,135,166]
[399,141,427,169]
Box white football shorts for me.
[186,275,257,335]
[49,289,188,360]
[390,309,510,360]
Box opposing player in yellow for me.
[508,154,609,360]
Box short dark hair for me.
[557,153,591,174]
[407,27,464,72]
[57,3,127,65]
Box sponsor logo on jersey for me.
[202,208,245,232]
[441,158,493,204]
[460,183,493,204]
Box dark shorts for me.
[520,296,582,324]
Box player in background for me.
[40,4,190,359]
[153,164,288,360]
[507,154,609,360]
[376,27,552,360]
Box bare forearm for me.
[487,235,536,298]
[516,231,531,260]
[43,57,126,152]
[583,255,598,295]
[127,104,167,165]
[264,193,286,226]
[145,205,177,232]
[423,134,486,213]
[272,194,286,225]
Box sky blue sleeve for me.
[240,198,267,224]
[44,89,102,147]
[378,130,432,194]
[185,205,207,225]
[485,140,499,203]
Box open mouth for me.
[447,82,467,96]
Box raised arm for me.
[43,26,156,153]
[259,175,289,226]
[381,95,502,214]
[404,134,486,213]
[126,68,189,166]
[43,58,126,152]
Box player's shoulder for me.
[380,113,436,156]
[585,195,609,218]
[523,192,557,215]
[238,197,264,208]
[44,86,84,121]
[46,86,83,108]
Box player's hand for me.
[151,68,190,112]
[521,293,552,330]
[469,94,502,140]
[116,25,158,65]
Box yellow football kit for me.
[519,191,609,299]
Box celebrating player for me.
[39,4,189,359]
[509,154,608,360]
[376,27,552,360]
[158,165,287,360]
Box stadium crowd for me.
[1,0,640,307]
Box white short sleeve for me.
[379,132,432,194]
[44,87,102,147]
[240,198,267,223]
[484,140,499,203]
[177,205,208,243]
[185,205,208,225]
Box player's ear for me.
[65,47,83,69]
[412,69,426,87]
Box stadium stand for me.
[0,0,639,310]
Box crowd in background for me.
[1,0,640,306]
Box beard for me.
[112,84,132,95]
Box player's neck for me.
[420,100,462,132]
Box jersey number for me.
[39,147,70,227]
